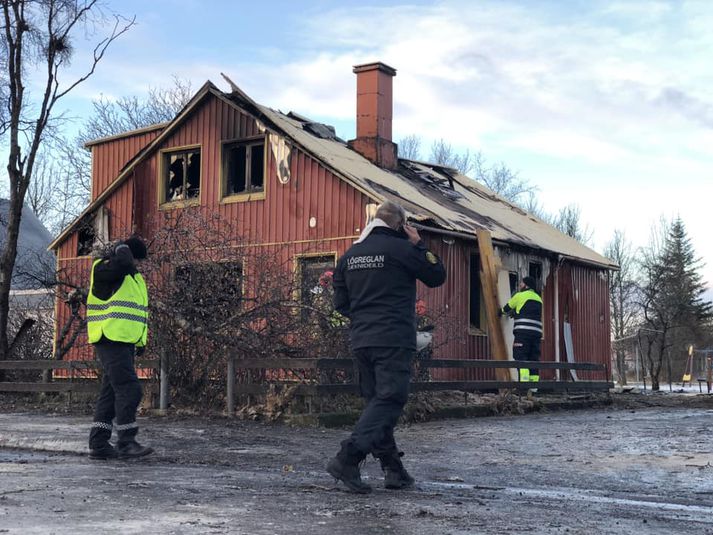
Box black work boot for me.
[117,441,154,459]
[327,456,372,494]
[89,444,118,460]
[380,451,415,489]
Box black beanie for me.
[124,236,147,260]
[523,276,537,291]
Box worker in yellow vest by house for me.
[499,276,543,383]
[87,237,153,460]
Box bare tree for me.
[471,152,536,205]
[429,138,475,176]
[398,134,422,160]
[44,76,194,231]
[552,204,593,246]
[78,75,192,144]
[24,151,56,221]
[0,0,134,358]
[605,230,638,384]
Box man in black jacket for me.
[87,237,154,460]
[327,201,446,493]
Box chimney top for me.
[348,61,398,169]
[353,62,397,76]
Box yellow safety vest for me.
[504,289,542,313]
[86,259,148,347]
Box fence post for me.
[227,356,235,417]
[159,349,169,412]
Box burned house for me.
[49,62,616,380]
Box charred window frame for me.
[469,253,484,331]
[222,137,266,198]
[509,271,519,295]
[528,261,543,292]
[296,254,336,319]
[76,208,110,257]
[173,262,243,321]
[162,147,201,204]
[77,220,96,257]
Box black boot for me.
[89,444,118,460]
[327,448,372,494]
[117,441,154,459]
[380,451,415,489]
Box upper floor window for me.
[222,137,265,198]
[163,148,201,203]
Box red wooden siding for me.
[91,129,162,200]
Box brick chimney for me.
[348,62,398,169]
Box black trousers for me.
[88,341,143,449]
[513,332,541,375]
[339,347,413,462]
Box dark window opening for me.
[509,272,519,295]
[528,261,543,291]
[164,149,201,203]
[174,262,242,321]
[469,253,482,329]
[297,255,336,319]
[224,139,265,196]
[77,221,96,257]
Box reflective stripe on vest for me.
[87,259,149,346]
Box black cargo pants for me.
[88,341,143,450]
[339,347,413,462]
[513,332,541,376]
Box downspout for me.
[554,255,561,381]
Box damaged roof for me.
[235,96,615,269]
[50,79,616,269]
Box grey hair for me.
[375,200,407,230]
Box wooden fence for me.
[226,357,612,415]
[0,359,163,405]
[0,356,611,415]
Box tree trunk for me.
[615,349,627,385]
[0,181,26,359]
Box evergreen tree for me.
[639,218,711,390]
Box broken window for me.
[469,253,482,330]
[77,221,96,257]
[509,272,519,295]
[297,254,336,319]
[76,208,110,257]
[528,261,543,291]
[174,262,242,321]
[163,148,201,203]
[223,138,265,196]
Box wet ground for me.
[2,397,713,534]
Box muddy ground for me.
[2,393,713,534]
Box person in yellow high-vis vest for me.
[87,237,153,460]
[499,276,543,384]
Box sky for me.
[49,0,712,295]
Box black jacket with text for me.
[333,227,446,350]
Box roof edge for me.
[84,123,169,148]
